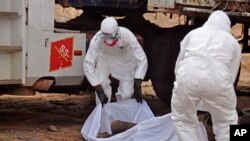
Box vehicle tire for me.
[151,80,174,107]
[147,25,196,105]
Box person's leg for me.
[171,81,201,141]
[115,80,134,102]
[203,85,238,141]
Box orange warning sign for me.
[50,37,74,72]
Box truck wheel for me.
[151,80,174,107]
[147,25,196,106]
[148,32,179,107]
[149,39,178,107]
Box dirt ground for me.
[0,83,170,141]
[1,78,250,141]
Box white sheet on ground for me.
[81,99,208,141]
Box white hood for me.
[203,10,231,33]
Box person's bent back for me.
[171,10,241,141]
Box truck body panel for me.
[55,0,147,8]
[147,0,250,20]
[0,0,86,87]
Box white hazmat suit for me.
[83,17,148,104]
[171,10,241,141]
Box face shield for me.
[102,31,119,40]
[101,32,120,46]
[100,17,119,46]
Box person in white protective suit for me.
[83,17,148,106]
[171,10,241,141]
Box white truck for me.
[54,0,250,106]
[1,0,249,108]
[0,0,86,94]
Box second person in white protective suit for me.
[83,17,148,106]
[171,10,241,141]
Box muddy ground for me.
[1,79,250,141]
[0,82,171,141]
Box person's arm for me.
[134,45,148,80]
[230,40,242,84]
[124,28,148,103]
[83,35,108,106]
[125,29,148,80]
[83,36,100,87]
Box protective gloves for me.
[94,85,108,106]
[133,78,143,104]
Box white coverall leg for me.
[116,80,134,102]
[171,71,201,141]
[202,83,238,141]
[95,59,134,104]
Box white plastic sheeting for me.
[81,99,208,141]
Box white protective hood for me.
[203,10,231,33]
